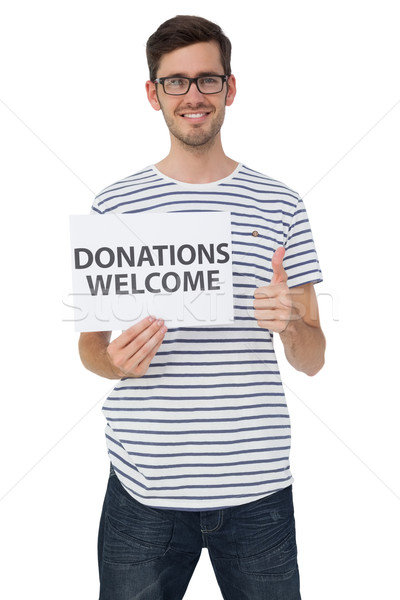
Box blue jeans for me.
[98,467,301,599]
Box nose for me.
[184,80,205,103]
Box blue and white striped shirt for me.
[91,163,323,510]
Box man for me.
[79,15,325,600]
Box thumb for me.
[270,246,287,285]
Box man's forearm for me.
[79,332,120,379]
[279,317,326,376]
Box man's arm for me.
[278,282,325,376]
[78,317,168,379]
[253,247,325,377]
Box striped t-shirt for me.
[91,163,323,511]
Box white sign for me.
[69,212,234,332]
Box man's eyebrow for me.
[161,71,223,78]
[197,71,224,77]
[161,73,187,78]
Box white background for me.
[0,1,399,598]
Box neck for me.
[155,135,238,184]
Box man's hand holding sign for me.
[79,316,168,379]
[254,246,325,376]
[106,316,168,378]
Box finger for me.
[254,282,287,299]
[254,309,281,321]
[124,325,167,373]
[270,246,287,285]
[253,297,280,310]
[134,337,165,377]
[113,316,157,349]
[256,319,288,333]
[108,319,165,372]
[124,319,166,359]
[254,285,273,299]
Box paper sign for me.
[69,212,234,331]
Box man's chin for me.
[173,128,221,149]
[181,136,213,148]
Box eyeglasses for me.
[154,75,228,96]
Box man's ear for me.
[146,80,161,111]
[225,74,237,107]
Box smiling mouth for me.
[180,111,211,119]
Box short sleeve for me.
[90,195,103,215]
[282,194,323,288]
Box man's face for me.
[146,41,236,149]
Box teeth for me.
[184,113,206,118]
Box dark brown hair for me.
[146,15,232,81]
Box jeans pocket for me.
[103,475,174,565]
[234,486,299,580]
[238,529,298,580]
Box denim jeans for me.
[98,467,301,599]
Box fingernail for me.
[148,316,155,323]
[157,319,164,326]
[161,325,168,334]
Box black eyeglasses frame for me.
[153,75,228,96]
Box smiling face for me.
[146,41,236,150]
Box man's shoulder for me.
[240,165,299,199]
[95,166,157,199]
[92,166,162,213]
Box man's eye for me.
[167,79,185,87]
[200,77,217,85]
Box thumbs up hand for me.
[253,247,292,333]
